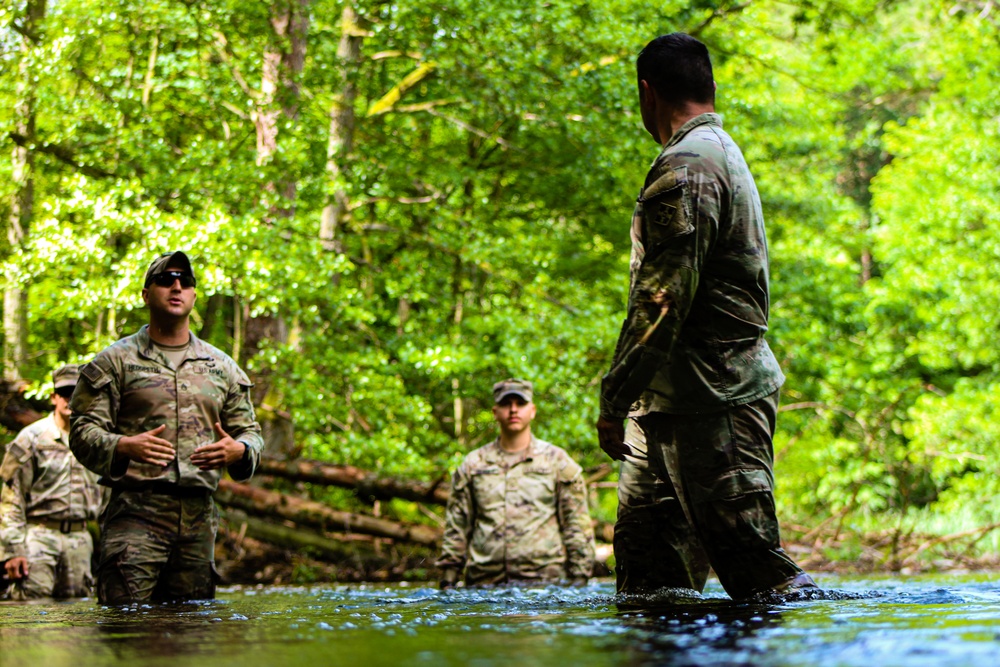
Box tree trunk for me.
[247,0,311,460]
[215,479,442,546]
[319,3,363,251]
[3,0,46,383]
[256,458,450,505]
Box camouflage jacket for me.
[601,113,785,419]
[0,415,102,558]
[69,325,264,491]
[437,437,595,585]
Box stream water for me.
[2,574,999,666]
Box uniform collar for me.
[41,414,68,444]
[135,324,214,367]
[485,435,541,464]
[663,112,722,151]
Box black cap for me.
[144,251,195,288]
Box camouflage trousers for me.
[5,523,94,600]
[614,392,808,600]
[97,488,218,605]
[466,562,566,586]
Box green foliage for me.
[4,0,1000,545]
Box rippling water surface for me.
[2,574,999,666]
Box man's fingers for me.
[191,443,222,458]
[191,443,227,470]
[141,444,176,465]
[214,421,230,440]
[149,424,167,435]
[7,558,29,579]
[600,442,628,462]
[597,423,629,462]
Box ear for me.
[141,288,149,305]
[639,79,655,105]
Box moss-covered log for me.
[256,458,450,505]
[216,479,442,546]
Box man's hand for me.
[596,416,629,461]
[117,425,176,466]
[190,422,245,471]
[5,556,29,581]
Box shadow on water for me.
[2,576,1000,667]
[609,586,881,666]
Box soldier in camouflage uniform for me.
[70,251,264,604]
[595,34,816,600]
[1,364,103,599]
[438,379,595,587]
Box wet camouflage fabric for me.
[0,415,102,560]
[614,419,710,593]
[4,523,94,600]
[69,325,263,490]
[438,438,595,585]
[601,113,785,420]
[96,489,217,604]
[619,393,808,599]
[69,325,262,603]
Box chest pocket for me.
[182,362,229,405]
[518,466,556,505]
[471,467,505,510]
[639,165,693,248]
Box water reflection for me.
[93,601,239,660]
[1,576,1000,667]
[614,591,785,666]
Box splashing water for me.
[2,574,1000,667]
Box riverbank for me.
[216,523,1000,587]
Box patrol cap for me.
[493,378,533,404]
[52,364,80,390]
[143,251,196,288]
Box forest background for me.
[2,0,999,579]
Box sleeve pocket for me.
[639,165,693,242]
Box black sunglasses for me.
[54,386,75,399]
[148,270,196,288]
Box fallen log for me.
[256,458,450,505]
[0,381,45,434]
[216,479,442,546]
[220,509,376,562]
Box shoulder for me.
[532,439,584,478]
[665,137,726,177]
[532,439,577,464]
[650,116,730,181]
[79,333,142,386]
[461,443,496,469]
[0,418,51,480]
[12,417,53,447]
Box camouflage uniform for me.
[602,113,810,599]
[438,437,595,585]
[0,414,103,599]
[70,325,263,604]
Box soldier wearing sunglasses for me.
[0,365,102,599]
[69,251,264,604]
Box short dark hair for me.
[636,33,715,106]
